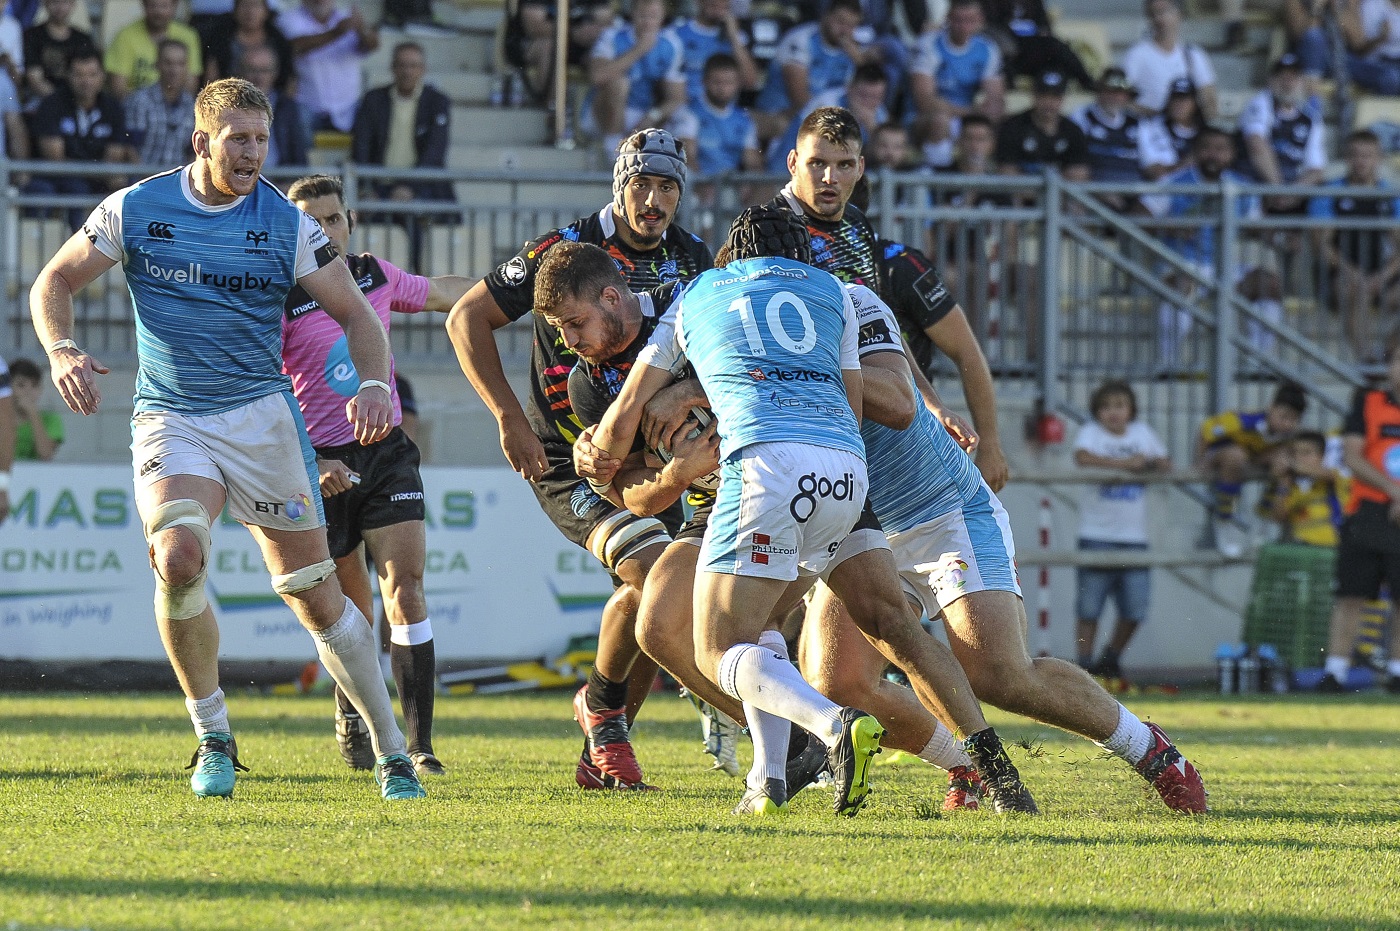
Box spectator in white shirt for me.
[1120,0,1218,120]
[280,0,380,132]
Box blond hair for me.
[194,77,273,132]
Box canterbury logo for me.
[146,221,175,240]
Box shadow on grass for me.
[0,870,1390,929]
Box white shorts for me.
[888,481,1021,618]
[131,391,325,532]
[701,442,867,581]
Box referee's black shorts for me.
[1335,500,1400,599]
[316,427,426,559]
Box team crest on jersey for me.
[570,482,603,517]
[500,256,528,285]
[656,259,680,282]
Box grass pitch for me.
[0,690,1397,930]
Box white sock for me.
[389,618,433,646]
[186,688,229,738]
[1388,659,1400,677]
[917,721,971,771]
[1095,704,1154,766]
[745,631,794,789]
[313,597,407,759]
[717,642,844,748]
[1325,655,1351,680]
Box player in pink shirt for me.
[283,174,473,777]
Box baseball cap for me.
[1097,67,1136,95]
[1033,71,1067,95]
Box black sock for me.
[334,684,358,718]
[390,639,437,756]
[1099,646,1121,664]
[585,668,628,714]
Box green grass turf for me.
[1,690,1397,930]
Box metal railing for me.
[2,161,1380,458]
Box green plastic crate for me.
[1242,543,1336,669]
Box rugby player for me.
[583,211,1037,816]
[282,174,473,777]
[446,129,712,788]
[770,107,1209,814]
[31,79,425,801]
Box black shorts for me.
[316,428,426,560]
[1335,500,1400,598]
[676,491,716,544]
[531,448,683,569]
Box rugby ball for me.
[655,407,721,493]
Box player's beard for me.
[580,309,630,364]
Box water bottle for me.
[1237,650,1259,694]
[1256,644,1288,693]
[1216,643,1238,694]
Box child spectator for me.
[668,52,762,176]
[1139,78,1204,179]
[1321,334,1400,693]
[7,358,63,461]
[1197,380,1307,557]
[1073,379,1171,680]
[1267,431,1348,546]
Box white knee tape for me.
[145,499,212,620]
[588,512,670,571]
[271,558,337,595]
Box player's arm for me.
[860,350,916,430]
[592,362,679,471]
[924,306,1006,489]
[616,420,720,516]
[422,275,476,312]
[641,377,711,460]
[299,258,393,446]
[445,280,546,480]
[30,230,117,415]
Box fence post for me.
[0,158,11,344]
[1214,176,1239,413]
[1039,170,1061,414]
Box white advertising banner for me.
[0,463,613,662]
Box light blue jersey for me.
[590,23,685,113]
[668,97,758,174]
[84,167,336,415]
[911,31,1001,109]
[846,285,983,533]
[671,18,741,106]
[639,257,863,460]
[754,22,855,114]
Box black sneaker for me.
[785,726,829,798]
[335,710,375,770]
[1088,654,1122,680]
[410,751,447,777]
[965,728,1039,814]
[1387,675,1400,695]
[1317,673,1345,694]
[826,707,885,817]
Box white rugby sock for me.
[918,722,972,771]
[745,631,794,789]
[717,642,844,748]
[1388,659,1400,678]
[186,688,229,738]
[313,597,407,759]
[390,619,434,646]
[1096,703,1153,766]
